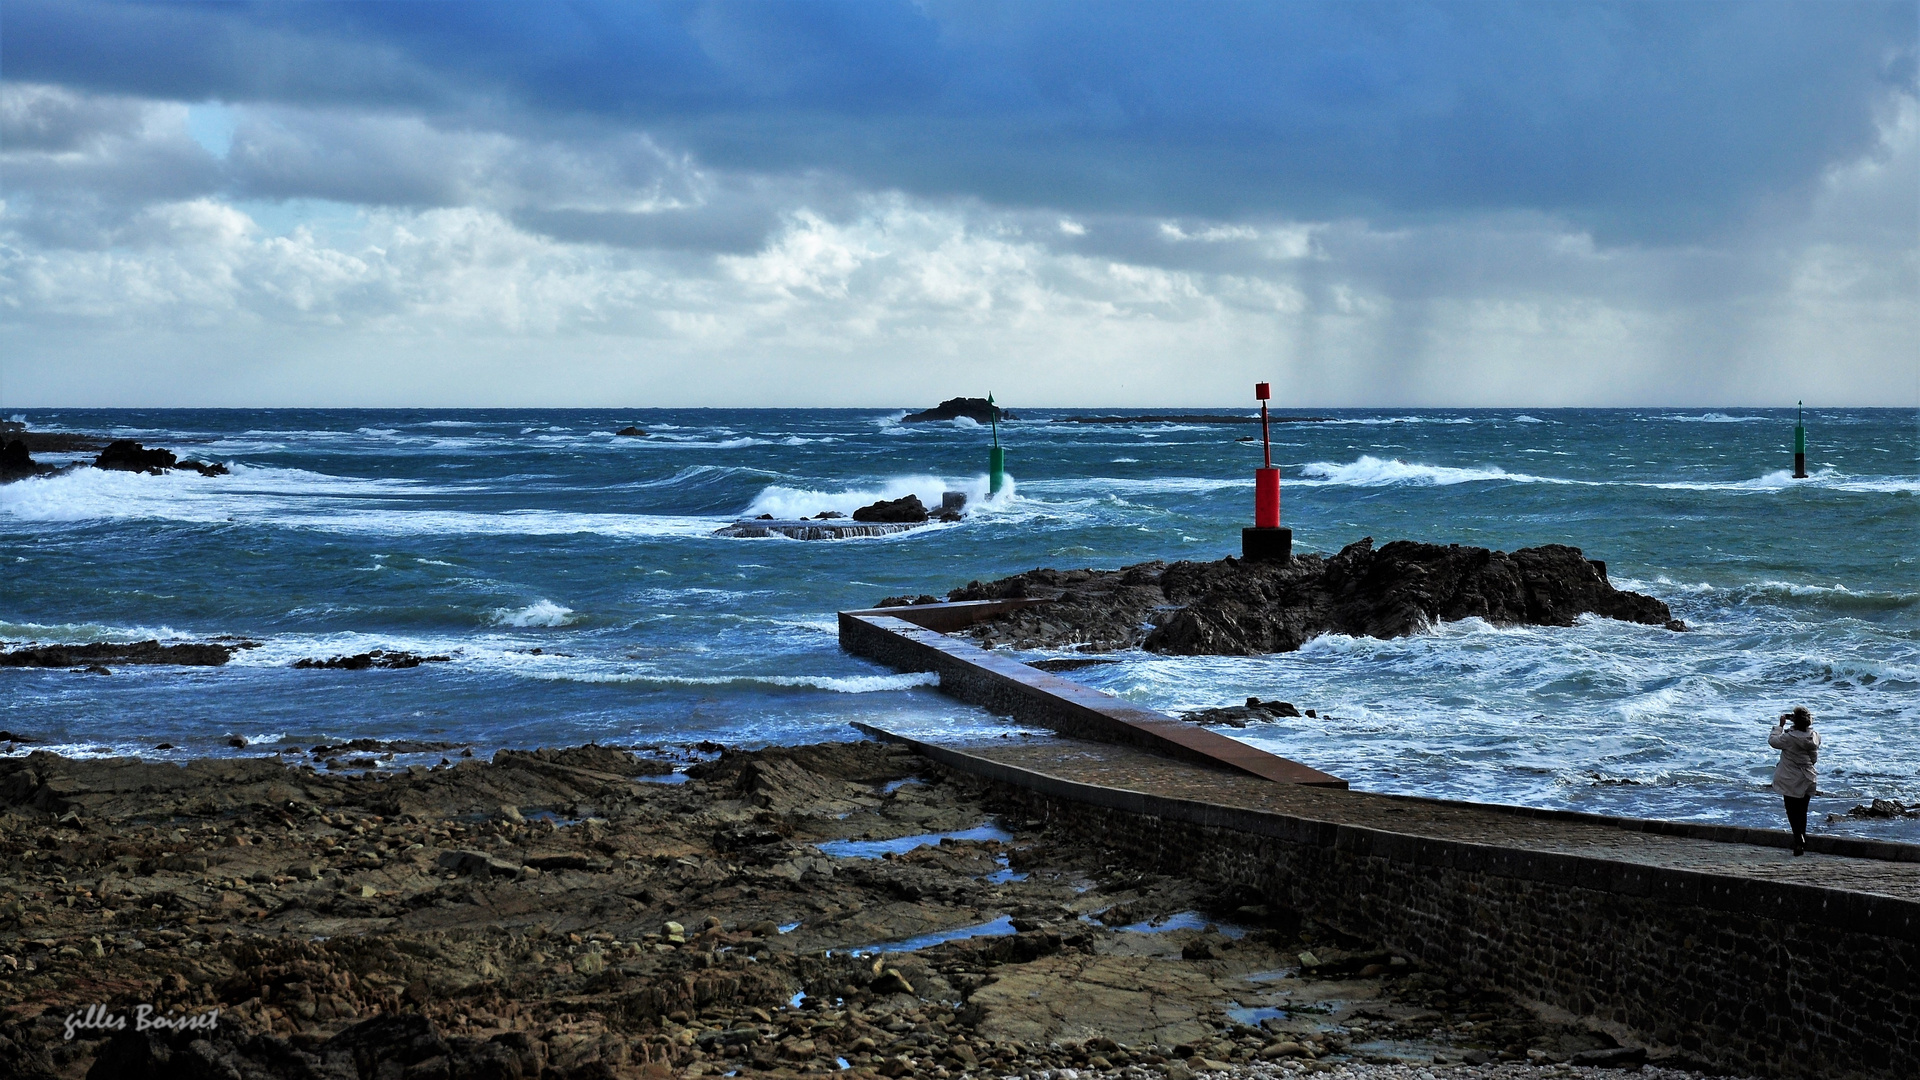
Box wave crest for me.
[1299,455,1557,487]
[490,600,578,628]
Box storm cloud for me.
[1,1,1913,406]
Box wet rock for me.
[901,397,1011,423]
[90,440,228,477]
[1180,698,1301,727]
[8,427,108,453]
[617,426,648,437]
[852,495,929,523]
[291,650,452,670]
[938,538,1675,655]
[869,968,915,996]
[436,849,523,879]
[0,640,241,668]
[875,595,943,608]
[493,743,674,777]
[1840,799,1920,819]
[0,440,56,483]
[92,440,176,474]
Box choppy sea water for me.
[3,408,1915,840]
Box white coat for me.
[1769,723,1821,799]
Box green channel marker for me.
[988,392,1006,494]
[1793,400,1807,479]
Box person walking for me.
[1769,706,1821,855]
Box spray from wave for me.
[1298,456,1561,487]
[742,474,1003,519]
[490,600,578,628]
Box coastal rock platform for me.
[0,741,1666,1080]
[934,539,1680,655]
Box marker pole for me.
[988,392,1006,495]
[1793,401,1807,479]
[1243,381,1291,561]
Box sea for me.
[2,407,1915,840]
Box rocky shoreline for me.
[901,539,1680,655]
[0,741,1724,1080]
[0,430,231,484]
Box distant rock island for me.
[891,538,1682,655]
[901,397,1010,423]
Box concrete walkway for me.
[883,732,1920,904]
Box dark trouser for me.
[1783,795,1810,841]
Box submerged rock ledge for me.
[907,538,1680,655]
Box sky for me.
[1,1,1915,408]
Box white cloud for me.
[1,84,1912,408]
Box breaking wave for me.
[489,601,578,628]
[1298,456,1561,487]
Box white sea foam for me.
[0,619,195,644]
[599,671,941,693]
[1659,413,1768,423]
[645,436,773,449]
[1017,476,1246,496]
[1298,455,1562,487]
[743,474,990,520]
[1317,416,1476,426]
[1641,469,1917,494]
[0,467,731,537]
[490,600,578,628]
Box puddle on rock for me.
[879,778,924,795]
[636,769,690,785]
[817,824,1013,859]
[842,915,1016,957]
[983,853,1028,884]
[1113,911,1249,938]
[1224,1003,1289,1025]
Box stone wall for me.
[914,741,1919,1080]
[840,611,1344,787]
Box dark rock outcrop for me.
[291,650,452,670]
[936,538,1680,655]
[10,428,109,453]
[852,494,929,523]
[901,397,1010,423]
[94,440,177,474]
[617,426,647,436]
[93,440,227,477]
[0,640,244,668]
[0,440,55,482]
[1182,698,1306,727]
